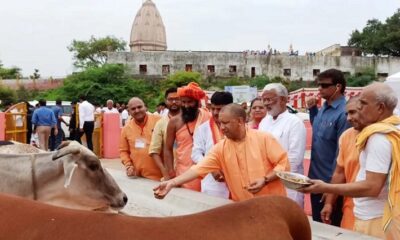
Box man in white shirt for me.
[102,100,119,114]
[159,102,169,117]
[302,82,400,239]
[259,83,306,207]
[78,95,95,151]
[191,91,233,198]
[120,107,129,127]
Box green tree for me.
[348,9,400,56]
[346,67,377,87]
[161,71,202,89]
[249,75,270,89]
[16,86,39,102]
[29,69,40,80]
[68,36,127,69]
[38,64,160,111]
[0,85,17,108]
[0,65,22,79]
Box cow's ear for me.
[63,159,78,188]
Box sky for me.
[0,0,399,77]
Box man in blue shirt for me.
[307,69,350,226]
[49,99,68,151]
[32,99,57,151]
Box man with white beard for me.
[259,83,307,208]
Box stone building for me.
[316,44,362,57]
[108,51,400,81]
[107,0,400,81]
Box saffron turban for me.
[177,82,205,101]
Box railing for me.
[2,102,103,158]
[5,102,28,143]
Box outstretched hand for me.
[299,179,328,194]
[153,180,176,199]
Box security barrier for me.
[4,102,28,143]
[1,102,103,158]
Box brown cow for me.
[0,193,311,240]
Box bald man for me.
[102,99,118,113]
[120,97,162,181]
[302,83,400,239]
[154,103,290,201]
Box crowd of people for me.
[22,96,131,152]
[7,67,399,238]
[115,69,398,239]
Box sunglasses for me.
[318,83,336,89]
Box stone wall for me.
[0,78,64,90]
[108,51,400,81]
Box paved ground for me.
[101,158,124,171]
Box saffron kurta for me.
[120,113,162,181]
[336,128,360,230]
[175,109,210,191]
[191,129,290,201]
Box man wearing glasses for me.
[149,88,182,181]
[307,68,350,226]
[259,83,306,208]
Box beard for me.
[181,106,198,123]
[267,105,280,118]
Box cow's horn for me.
[57,141,72,150]
[52,145,81,160]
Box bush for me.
[346,67,377,87]
[249,75,270,89]
[37,64,161,111]
[161,71,202,89]
[0,85,17,109]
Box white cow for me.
[0,141,127,211]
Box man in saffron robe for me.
[120,97,162,181]
[164,82,210,191]
[155,103,290,201]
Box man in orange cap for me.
[164,82,211,191]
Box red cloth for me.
[177,82,205,101]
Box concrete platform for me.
[102,159,378,240]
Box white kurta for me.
[259,110,306,207]
[192,120,230,199]
[102,107,119,114]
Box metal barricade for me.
[5,102,28,143]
